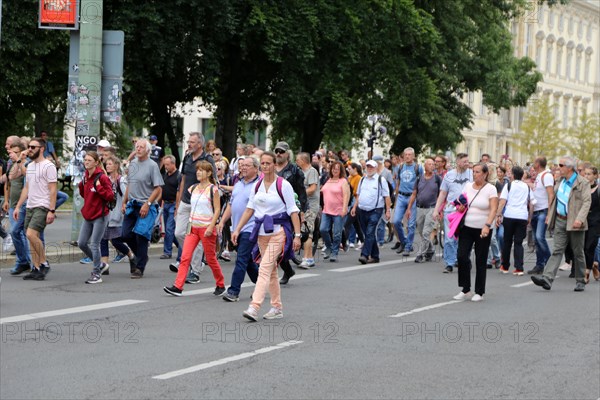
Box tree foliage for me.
[513,97,562,161]
[567,112,600,163]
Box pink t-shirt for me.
[26,159,58,209]
[464,182,498,229]
[321,179,347,216]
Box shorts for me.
[303,209,318,233]
[24,207,49,233]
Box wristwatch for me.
[294,233,301,238]
[49,209,56,213]
[146,201,152,206]
[485,223,492,228]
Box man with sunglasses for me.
[13,138,57,281]
[274,141,307,284]
[532,156,591,292]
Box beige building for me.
[457,0,600,165]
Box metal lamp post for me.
[367,115,386,160]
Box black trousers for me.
[457,226,492,295]
[501,217,528,271]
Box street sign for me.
[66,30,124,123]
[39,0,79,30]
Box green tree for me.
[513,97,562,160]
[567,112,600,163]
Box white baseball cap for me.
[366,160,377,168]
[97,139,111,148]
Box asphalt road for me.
[1,240,599,399]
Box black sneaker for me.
[163,285,182,296]
[391,242,403,251]
[223,292,239,302]
[130,268,143,279]
[23,269,44,280]
[186,273,201,284]
[424,252,435,262]
[40,263,51,277]
[213,286,226,296]
[395,243,406,254]
[279,269,295,285]
[527,267,543,275]
[415,255,425,263]
[10,264,31,275]
[129,255,138,273]
[443,266,453,273]
[99,263,110,276]
[402,248,412,257]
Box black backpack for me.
[93,172,120,211]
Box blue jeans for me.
[376,215,386,245]
[162,202,179,257]
[487,225,500,264]
[101,236,131,258]
[443,208,458,267]
[358,208,383,260]
[531,209,551,268]
[595,237,600,264]
[228,232,259,296]
[9,204,31,268]
[122,206,150,272]
[78,216,109,273]
[393,194,417,250]
[320,213,344,256]
[56,191,69,209]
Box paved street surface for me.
[1,239,599,399]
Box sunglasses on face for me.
[559,164,565,168]
[275,149,286,154]
[28,145,40,149]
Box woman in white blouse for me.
[232,152,301,321]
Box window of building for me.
[480,96,486,116]
[556,48,562,76]
[587,23,593,42]
[575,54,581,81]
[548,11,554,28]
[558,14,564,32]
[525,24,532,57]
[562,102,569,128]
[201,118,216,141]
[573,103,578,127]
[577,20,583,39]
[565,51,572,79]
[546,45,554,73]
[568,16,574,34]
[467,92,475,109]
[242,120,267,149]
[553,102,559,119]
[535,44,542,67]
[584,56,591,83]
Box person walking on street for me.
[320,161,350,262]
[232,152,301,321]
[160,155,181,260]
[121,139,164,278]
[496,166,534,276]
[77,152,115,284]
[217,156,260,302]
[532,156,591,292]
[164,161,225,296]
[406,157,441,263]
[432,153,473,273]
[296,152,320,269]
[351,160,391,264]
[453,163,498,302]
[583,166,599,283]
[13,137,57,280]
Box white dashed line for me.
[152,340,303,379]
[0,300,148,325]
[389,300,462,318]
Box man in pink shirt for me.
[13,137,58,281]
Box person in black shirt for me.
[161,155,181,260]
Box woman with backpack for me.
[78,151,115,284]
[99,156,136,275]
[320,161,351,262]
[163,160,225,296]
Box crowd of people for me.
[2,132,599,319]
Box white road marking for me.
[329,259,410,272]
[0,300,148,325]
[182,273,320,296]
[511,281,535,288]
[152,340,303,380]
[389,300,461,318]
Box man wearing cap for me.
[149,135,165,169]
[392,147,423,257]
[274,141,307,284]
[351,160,391,264]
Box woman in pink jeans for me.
[163,160,225,296]
[232,152,301,321]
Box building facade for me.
[457,0,600,165]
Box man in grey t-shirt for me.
[432,153,473,273]
[296,152,319,268]
[122,139,164,278]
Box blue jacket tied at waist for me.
[126,200,158,241]
[249,212,294,264]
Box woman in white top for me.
[496,166,533,275]
[232,152,301,321]
[454,163,498,302]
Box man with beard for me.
[13,137,58,280]
[274,142,307,284]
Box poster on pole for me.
[39,0,80,30]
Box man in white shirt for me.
[528,156,555,275]
[351,160,391,264]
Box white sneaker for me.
[471,294,484,302]
[349,243,355,248]
[558,263,571,271]
[453,291,472,301]
[355,242,363,250]
[321,246,328,254]
[243,306,258,322]
[299,259,309,268]
[263,307,283,320]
